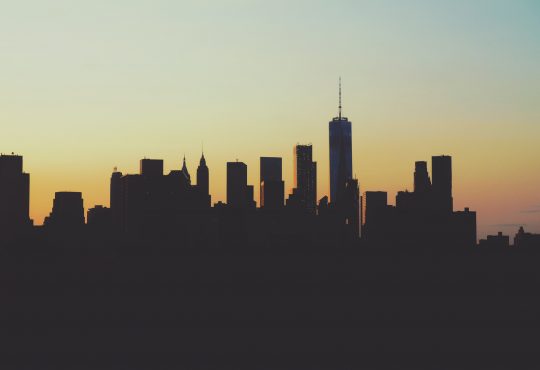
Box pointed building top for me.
[338,76,342,119]
[199,151,206,166]
[181,154,191,181]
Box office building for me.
[260,157,284,209]
[227,161,255,209]
[414,161,431,194]
[196,153,210,207]
[291,145,317,213]
[432,155,453,214]
[329,79,352,204]
[140,159,163,177]
[45,191,85,229]
[0,154,31,236]
[479,232,510,247]
[110,169,123,230]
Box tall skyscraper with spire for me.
[329,78,353,204]
[197,151,210,207]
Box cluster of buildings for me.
[361,157,477,248]
[479,227,540,248]
[1,85,537,248]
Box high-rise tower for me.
[329,78,352,204]
[414,161,431,194]
[260,157,284,209]
[432,155,453,214]
[227,161,255,209]
[196,152,210,207]
[0,154,31,236]
[289,145,317,214]
[197,152,209,196]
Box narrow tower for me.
[197,152,209,197]
[329,78,353,204]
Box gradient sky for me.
[1,0,539,238]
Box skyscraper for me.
[344,178,360,238]
[414,161,431,194]
[432,155,453,214]
[110,169,123,231]
[45,191,85,229]
[197,153,209,196]
[227,161,255,209]
[329,78,352,204]
[0,154,31,236]
[260,157,284,209]
[290,145,317,213]
[140,159,164,177]
[196,152,210,207]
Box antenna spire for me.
[338,77,342,119]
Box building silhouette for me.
[44,192,85,236]
[432,155,453,214]
[288,145,317,214]
[196,152,211,208]
[361,191,389,242]
[140,158,164,177]
[87,205,113,237]
[414,161,431,194]
[227,161,255,209]
[514,226,540,247]
[362,155,476,248]
[114,157,211,240]
[0,154,31,239]
[329,79,352,204]
[110,169,123,230]
[343,178,360,238]
[260,157,284,209]
[479,232,510,247]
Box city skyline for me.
[1,1,539,238]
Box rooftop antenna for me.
[338,76,342,120]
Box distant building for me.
[260,157,284,209]
[110,169,123,230]
[361,191,390,242]
[196,153,211,208]
[362,192,388,226]
[479,232,510,248]
[140,158,164,177]
[114,157,212,239]
[432,155,453,214]
[289,145,317,214]
[329,79,352,204]
[414,161,431,194]
[87,205,112,236]
[452,208,477,248]
[0,154,32,238]
[343,178,360,238]
[514,226,540,247]
[227,161,255,209]
[44,191,85,230]
[362,156,476,248]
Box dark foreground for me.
[2,241,540,369]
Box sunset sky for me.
[1,0,539,238]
